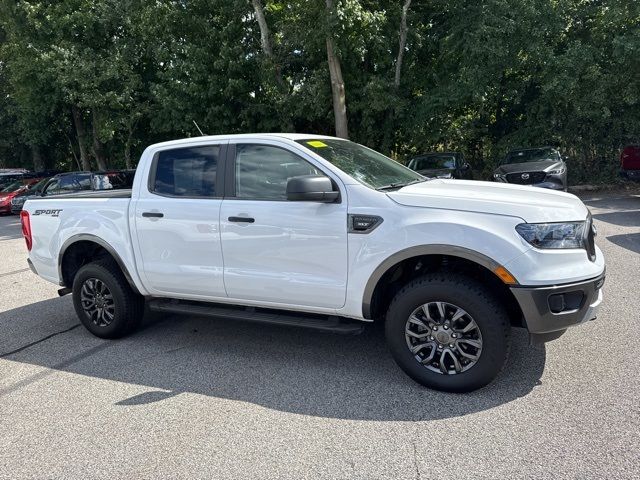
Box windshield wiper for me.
[376,178,429,191]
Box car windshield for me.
[296,139,424,190]
[1,180,23,193]
[410,155,456,170]
[503,148,559,164]
[27,178,48,193]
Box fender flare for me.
[58,234,141,294]
[361,244,504,319]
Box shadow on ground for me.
[607,233,640,254]
[0,297,546,421]
[0,215,22,240]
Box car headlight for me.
[493,173,505,180]
[515,222,586,249]
[547,167,566,175]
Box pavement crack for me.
[0,324,81,358]
[412,439,421,480]
[0,268,29,278]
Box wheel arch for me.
[58,234,141,294]
[362,245,523,325]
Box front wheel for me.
[385,273,511,392]
[72,259,144,339]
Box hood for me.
[495,160,562,174]
[417,168,454,178]
[387,179,588,223]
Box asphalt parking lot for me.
[0,193,639,479]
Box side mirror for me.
[286,175,339,202]
[462,163,471,170]
[563,155,569,162]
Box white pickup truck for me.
[20,134,605,392]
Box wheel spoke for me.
[458,338,482,349]
[457,347,480,361]
[460,320,477,333]
[408,314,428,330]
[435,301,446,321]
[406,329,431,340]
[421,304,434,322]
[410,341,435,354]
[443,348,462,373]
[451,307,466,323]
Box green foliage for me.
[0,0,637,183]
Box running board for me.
[147,299,365,335]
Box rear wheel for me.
[72,259,144,339]
[385,273,510,392]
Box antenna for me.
[192,120,206,136]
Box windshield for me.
[410,155,456,170]
[503,148,560,164]
[296,139,424,190]
[1,180,23,193]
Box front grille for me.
[505,171,547,185]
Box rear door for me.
[132,143,228,298]
[219,141,348,309]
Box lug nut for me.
[451,333,457,338]
[432,326,438,331]
[449,343,454,348]
[443,325,449,330]
[429,336,434,341]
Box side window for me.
[235,144,320,200]
[59,174,91,193]
[42,179,60,196]
[151,145,219,197]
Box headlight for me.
[548,167,566,175]
[516,222,586,249]
[493,173,505,180]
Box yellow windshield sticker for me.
[307,140,328,148]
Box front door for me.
[220,142,348,309]
[133,143,227,299]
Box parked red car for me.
[620,145,640,181]
[0,178,39,214]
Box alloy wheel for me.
[80,277,115,327]
[405,301,483,374]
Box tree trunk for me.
[71,106,92,171]
[31,145,45,171]
[91,110,108,170]
[251,0,286,91]
[394,0,412,88]
[325,0,348,139]
[124,118,137,170]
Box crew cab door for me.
[219,141,348,309]
[132,143,227,298]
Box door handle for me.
[228,216,255,223]
[142,212,164,218]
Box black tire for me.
[72,258,144,339]
[385,273,510,392]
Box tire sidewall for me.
[385,276,510,392]
[72,263,131,338]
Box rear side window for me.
[151,146,219,197]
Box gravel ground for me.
[0,193,638,479]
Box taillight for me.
[20,210,32,251]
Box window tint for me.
[152,146,219,197]
[235,144,320,200]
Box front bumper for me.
[510,272,605,341]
